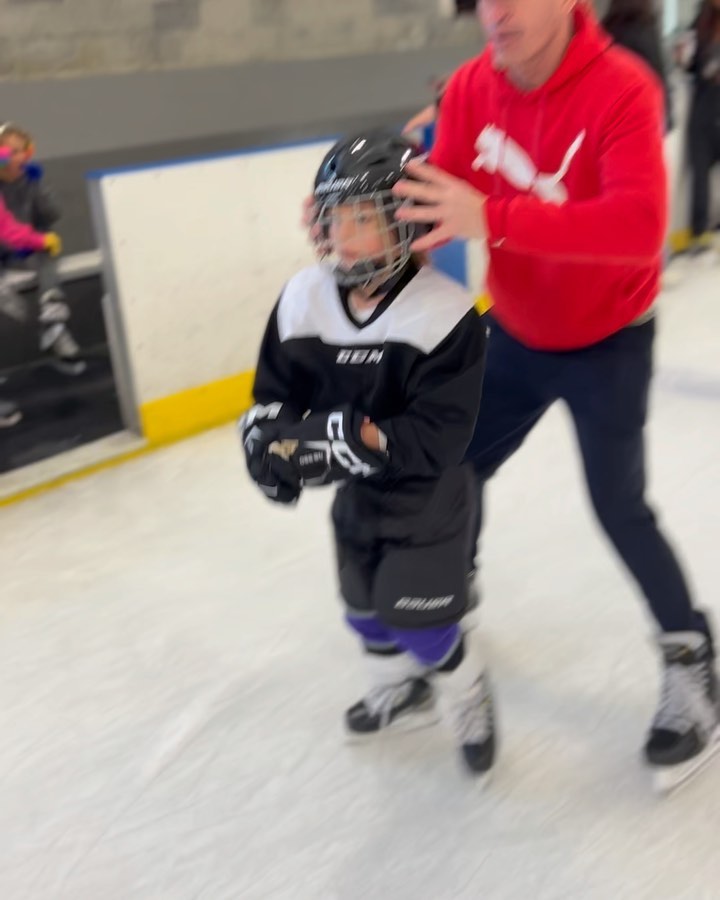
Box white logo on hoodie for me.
[472,126,586,205]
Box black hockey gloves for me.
[266,406,388,486]
[240,403,387,502]
[238,402,302,504]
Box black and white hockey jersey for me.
[252,260,487,489]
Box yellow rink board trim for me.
[668,229,692,254]
[140,370,255,444]
[0,443,156,508]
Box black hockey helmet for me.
[313,127,425,293]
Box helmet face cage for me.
[315,190,415,290]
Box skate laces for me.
[40,322,80,357]
[654,658,714,736]
[38,298,70,324]
[364,680,417,729]
[447,673,493,746]
[0,281,29,323]
[51,327,80,358]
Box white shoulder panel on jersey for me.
[276,264,477,354]
[277,265,359,346]
[385,267,478,353]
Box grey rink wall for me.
[0,41,481,252]
[0,0,477,80]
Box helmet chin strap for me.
[365,258,414,298]
[336,252,414,298]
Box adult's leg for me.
[564,321,720,786]
[564,320,707,636]
[465,319,555,574]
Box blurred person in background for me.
[602,0,679,283]
[403,74,451,140]
[0,145,62,427]
[676,0,720,254]
[603,0,673,131]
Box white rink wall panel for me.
[93,140,334,406]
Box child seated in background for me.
[0,142,64,427]
[0,122,86,378]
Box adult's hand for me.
[393,159,488,252]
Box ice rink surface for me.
[2,259,720,899]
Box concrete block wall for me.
[0,0,478,80]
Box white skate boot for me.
[436,631,496,777]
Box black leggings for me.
[465,318,707,636]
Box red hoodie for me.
[430,5,666,351]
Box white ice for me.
[2,258,720,899]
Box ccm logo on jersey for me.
[336,348,384,365]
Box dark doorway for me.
[0,265,123,474]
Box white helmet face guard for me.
[315,191,416,290]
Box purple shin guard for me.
[390,624,462,669]
[346,614,399,653]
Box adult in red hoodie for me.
[394,0,717,790]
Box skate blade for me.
[344,703,440,744]
[465,768,493,787]
[652,726,720,795]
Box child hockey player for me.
[239,129,493,775]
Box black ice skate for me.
[346,677,435,736]
[345,653,437,740]
[645,631,720,794]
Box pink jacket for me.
[0,195,46,252]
